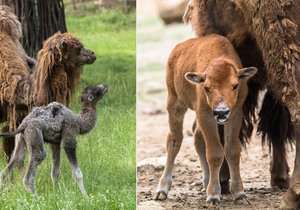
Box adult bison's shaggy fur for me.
[184,0,300,208]
[0,5,96,162]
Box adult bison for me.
[184,0,300,208]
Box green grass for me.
[0,9,136,210]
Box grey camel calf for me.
[0,84,108,195]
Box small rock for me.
[137,157,167,173]
[138,201,166,210]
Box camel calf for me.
[155,34,257,205]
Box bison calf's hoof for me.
[280,189,300,209]
[206,195,220,205]
[154,191,168,200]
[233,193,251,205]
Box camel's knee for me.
[73,167,83,182]
[33,150,46,164]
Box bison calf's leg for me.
[155,98,187,200]
[224,114,247,203]
[199,116,224,205]
[220,160,230,194]
[194,126,209,190]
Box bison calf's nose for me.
[213,109,230,124]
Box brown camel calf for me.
[155,34,257,205]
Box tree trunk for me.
[1,0,67,57]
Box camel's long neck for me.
[78,104,97,134]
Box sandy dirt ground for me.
[137,1,295,209]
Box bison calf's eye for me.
[204,86,210,93]
[232,84,238,91]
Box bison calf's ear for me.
[238,67,257,79]
[185,72,206,84]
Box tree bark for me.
[1,0,67,57]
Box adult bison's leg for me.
[281,117,300,209]
[220,158,230,194]
[270,141,290,189]
[155,96,187,200]
[258,91,292,189]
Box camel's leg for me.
[199,115,224,205]
[63,140,87,197]
[0,134,26,191]
[22,125,46,194]
[155,95,187,200]
[270,141,290,189]
[224,112,247,203]
[194,125,209,190]
[281,119,300,209]
[50,144,61,184]
[2,126,15,162]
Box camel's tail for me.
[0,128,24,138]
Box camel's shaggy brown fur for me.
[34,33,87,106]
[0,5,96,161]
[0,5,33,130]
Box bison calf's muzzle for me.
[213,108,230,124]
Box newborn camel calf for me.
[0,84,108,195]
[155,34,257,204]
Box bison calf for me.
[155,34,257,205]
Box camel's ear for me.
[185,72,206,84]
[238,67,257,79]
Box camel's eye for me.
[88,95,94,101]
[232,84,238,91]
[204,86,210,93]
[76,47,81,55]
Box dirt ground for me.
[137,1,295,209]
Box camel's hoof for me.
[271,176,290,189]
[234,193,251,205]
[206,195,220,205]
[220,180,230,194]
[154,191,168,200]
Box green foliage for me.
[0,9,136,210]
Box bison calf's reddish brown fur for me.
[155,34,257,205]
